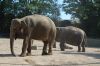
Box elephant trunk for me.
[10,29,16,56]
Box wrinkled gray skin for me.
[54,26,87,52]
[10,14,56,57]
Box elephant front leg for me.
[20,37,28,57]
[42,41,48,55]
[60,42,65,51]
[81,39,86,52]
[27,39,32,56]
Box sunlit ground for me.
[0,38,99,66]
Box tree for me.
[0,0,61,34]
[62,0,100,38]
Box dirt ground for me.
[0,38,100,66]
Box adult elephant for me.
[54,26,87,52]
[10,14,56,57]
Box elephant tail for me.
[81,32,87,47]
[84,32,87,47]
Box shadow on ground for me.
[0,54,13,57]
[61,51,100,59]
[60,62,100,66]
[0,63,30,66]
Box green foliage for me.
[0,0,60,33]
[62,0,100,38]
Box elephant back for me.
[21,14,56,41]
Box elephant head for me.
[10,18,25,56]
[56,27,63,41]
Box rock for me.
[31,46,37,50]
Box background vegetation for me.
[0,0,100,38]
[63,0,100,38]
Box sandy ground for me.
[0,38,100,66]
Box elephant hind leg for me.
[78,45,81,52]
[42,41,48,55]
[53,41,56,48]
[48,41,54,55]
[77,39,82,52]
[82,45,85,52]
[82,35,87,52]
[81,40,85,52]
[27,39,32,56]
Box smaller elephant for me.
[54,26,87,52]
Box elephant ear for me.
[20,20,28,35]
[21,20,26,29]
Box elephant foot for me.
[48,52,52,55]
[19,53,26,57]
[82,50,85,52]
[61,50,65,51]
[26,53,32,56]
[61,49,65,51]
[53,46,56,48]
[77,50,81,52]
[42,52,48,55]
[82,48,85,52]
